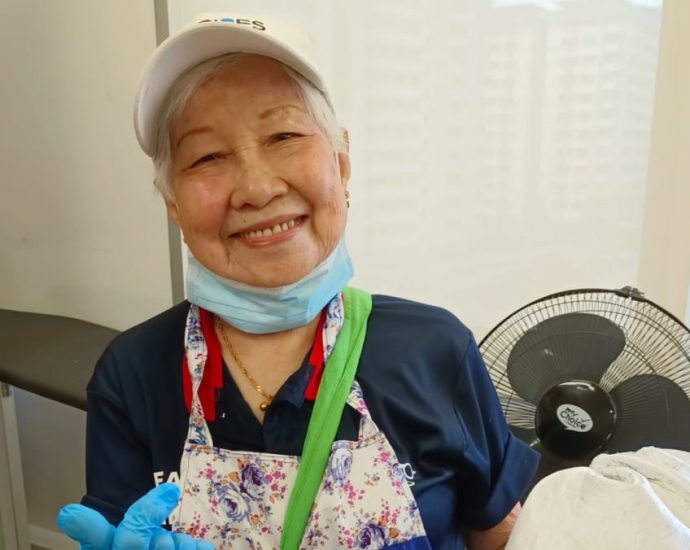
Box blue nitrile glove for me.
[57,483,213,550]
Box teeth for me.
[239,217,300,239]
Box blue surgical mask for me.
[185,240,354,334]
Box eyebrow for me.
[258,104,307,120]
[175,125,214,150]
[175,104,308,149]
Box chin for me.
[260,272,308,288]
[253,264,314,288]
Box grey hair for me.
[151,53,345,200]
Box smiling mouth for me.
[236,217,303,239]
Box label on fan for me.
[557,404,593,432]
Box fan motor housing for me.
[535,380,616,460]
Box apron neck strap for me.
[280,287,372,550]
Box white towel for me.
[506,447,690,550]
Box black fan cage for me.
[479,288,690,434]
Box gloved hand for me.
[57,483,213,550]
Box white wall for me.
[637,0,690,322]
[0,2,170,330]
[0,0,169,546]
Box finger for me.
[122,483,180,531]
[113,483,181,549]
[115,527,165,550]
[150,530,176,550]
[172,533,200,550]
[151,531,212,550]
[56,504,115,550]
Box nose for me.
[228,153,288,210]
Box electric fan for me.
[479,287,690,486]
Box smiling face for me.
[166,55,350,287]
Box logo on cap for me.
[197,17,266,31]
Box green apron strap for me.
[280,287,372,550]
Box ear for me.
[164,198,181,226]
[337,128,351,187]
[337,151,351,188]
[342,128,350,152]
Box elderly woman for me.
[57,13,538,550]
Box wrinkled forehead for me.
[202,56,299,100]
[171,55,306,127]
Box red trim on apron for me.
[305,309,327,401]
[182,308,222,421]
[182,309,327,420]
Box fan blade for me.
[607,374,690,453]
[507,313,626,404]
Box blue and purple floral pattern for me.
[171,293,429,548]
[356,523,386,548]
[327,442,353,486]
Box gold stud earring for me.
[345,190,350,208]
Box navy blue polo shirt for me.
[82,295,539,549]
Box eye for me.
[191,152,224,167]
[272,132,297,142]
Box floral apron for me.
[171,293,431,549]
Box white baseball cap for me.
[133,14,330,157]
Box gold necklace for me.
[216,319,273,411]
